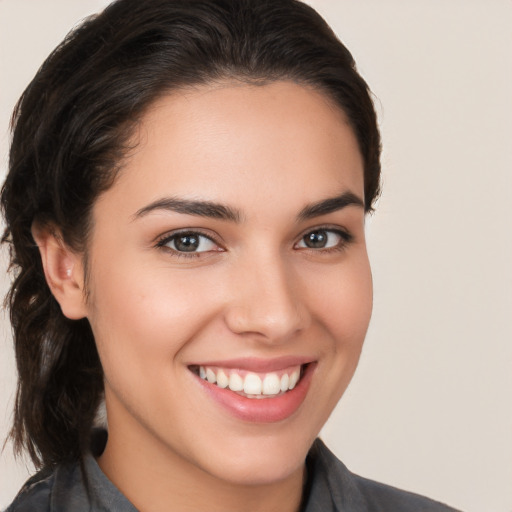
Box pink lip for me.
[192,362,316,423]
[189,355,313,373]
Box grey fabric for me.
[303,440,461,511]
[5,454,137,512]
[6,438,461,511]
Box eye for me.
[295,228,351,250]
[157,231,219,254]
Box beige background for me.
[1,1,511,510]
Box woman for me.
[2,0,459,510]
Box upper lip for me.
[188,356,314,373]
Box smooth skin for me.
[34,81,373,512]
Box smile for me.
[193,365,303,398]
[189,360,315,423]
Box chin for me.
[196,427,316,486]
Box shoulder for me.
[351,474,461,512]
[306,439,462,512]
[5,467,55,512]
[5,462,86,512]
[5,449,137,512]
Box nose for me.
[224,253,309,344]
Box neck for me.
[98,411,306,512]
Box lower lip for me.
[194,363,315,423]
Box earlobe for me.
[31,222,88,320]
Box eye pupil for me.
[175,234,200,252]
[304,230,327,248]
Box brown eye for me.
[159,232,218,253]
[174,234,200,252]
[296,228,350,250]
[303,230,329,248]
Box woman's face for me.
[81,81,372,485]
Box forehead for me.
[96,81,364,219]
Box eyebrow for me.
[297,191,364,220]
[133,190,364,223]
[134,197,242,222]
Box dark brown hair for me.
[1,0,381,469]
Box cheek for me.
[290,252,372,433]
[86,264,223,381]
[313,253,373,346]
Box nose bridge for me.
[225,247,307,342]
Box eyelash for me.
[155,226,353,259]
[156,229,222,259]
[295,227,353,254]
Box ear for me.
[31,222,88,320]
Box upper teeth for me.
[198,365,301,397]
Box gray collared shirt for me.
[6,438,461,511]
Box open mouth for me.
[189,364,308,399]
